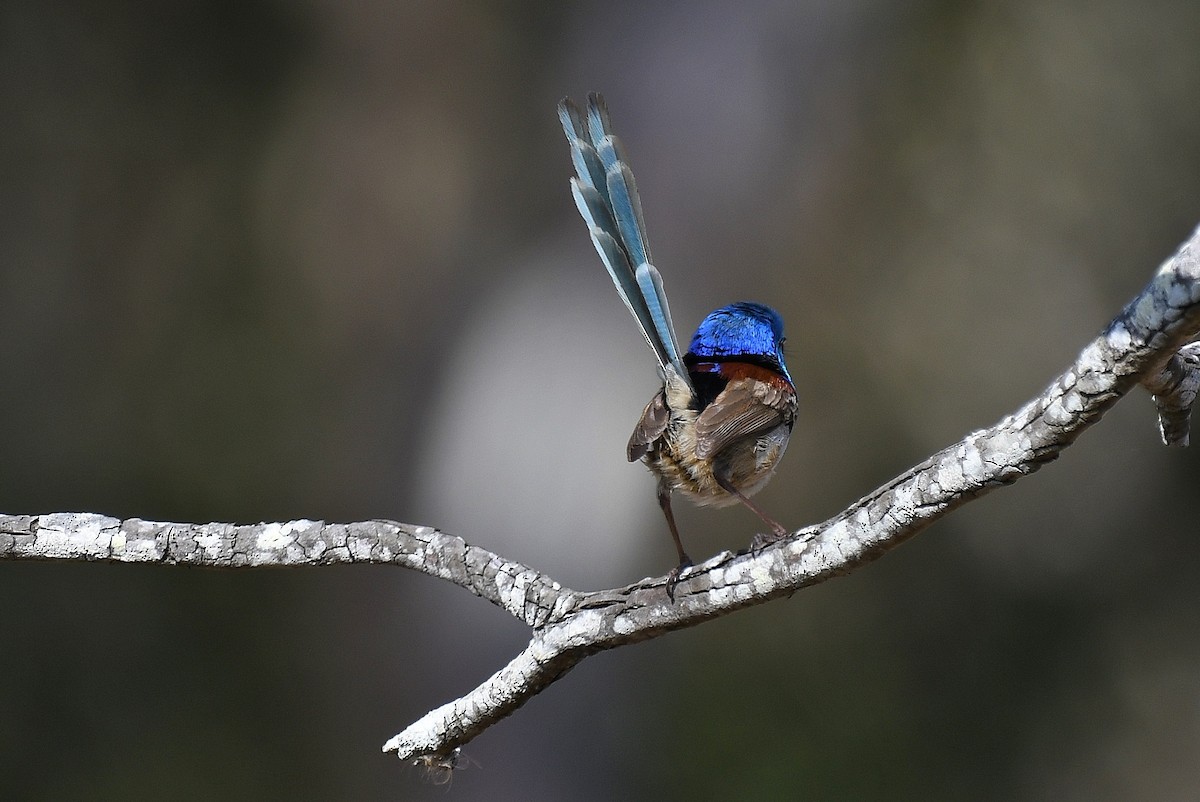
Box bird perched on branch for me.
[558,93,797,598]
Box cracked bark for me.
[3,223,1200,768]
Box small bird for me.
[558,93,797,597]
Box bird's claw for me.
[665,557,693,602]
[749,524,789,555]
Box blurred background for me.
[3,0,1200,799]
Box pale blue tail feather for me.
[561,103,669,371]
[559,93,690,386]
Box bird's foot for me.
[749,522,790,555]
[665,557,693,602]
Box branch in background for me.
[3,224,1199,770]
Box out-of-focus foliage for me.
[2,1,1200,799]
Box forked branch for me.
[3,224,1200,768]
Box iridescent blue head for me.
[685,302,792,384]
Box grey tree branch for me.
[0,515,574,628]
[1144,341,1200,446]
[3,223,1200,768]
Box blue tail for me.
[559,94,691,387]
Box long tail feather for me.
[558,94,689,385]
[569,180,660,351]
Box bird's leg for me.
[657,484,692,601]
[714,472,789,551]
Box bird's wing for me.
[626,388,671,462]
[694,378,794,459]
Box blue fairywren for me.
[558,94,797,597]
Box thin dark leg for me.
[714,472,788,546]
[657,485,692,600]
